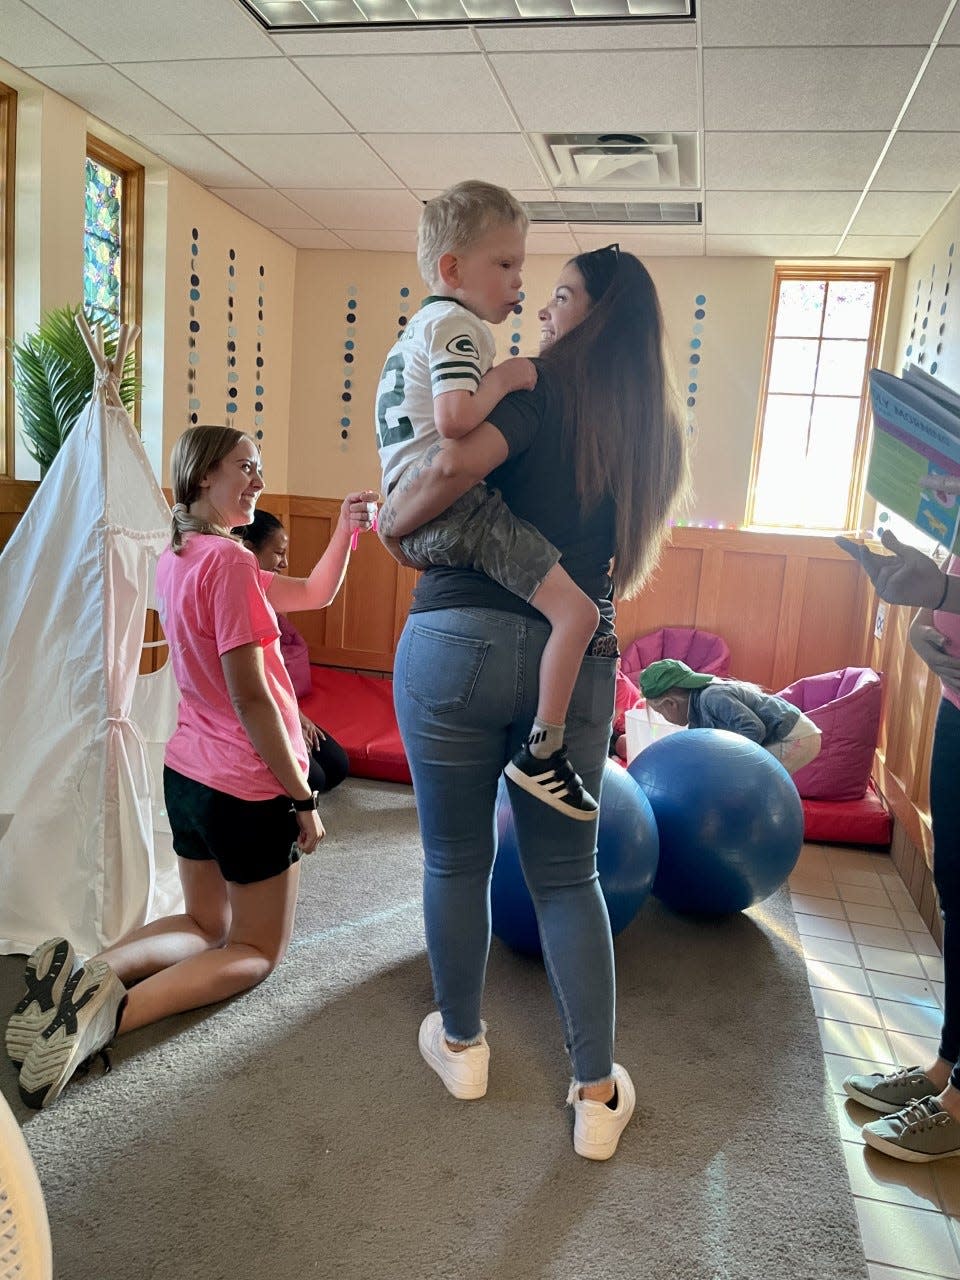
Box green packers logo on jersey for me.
[446,334,480,360]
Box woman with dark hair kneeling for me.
[235,508,350,795]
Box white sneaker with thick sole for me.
[5,937,79,1067]
[569,1063,636,1160]
[418,1011,489,1100]
[18,960,127,1109]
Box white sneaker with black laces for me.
[504,745,599,821]
[18,960,127,1109]
[568,1063,636,1161]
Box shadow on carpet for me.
[0,778,868,1280]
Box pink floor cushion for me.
[301,666,411,785]
[801,781,892,847]
[777,667,883,802]
[621,627,731,687]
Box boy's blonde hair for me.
[417,180,528,291]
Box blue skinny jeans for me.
[394,607,618,1085]
[931,697,960,1088]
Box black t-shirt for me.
[409,366,617,636]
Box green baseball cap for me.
[639,659,714,701]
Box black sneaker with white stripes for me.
[504,745,599,821]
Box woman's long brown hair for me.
[538,249,689,599]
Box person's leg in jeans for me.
[394,608,516,1045]
[507,640,618,1090]
[932,698,960,1106]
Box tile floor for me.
[790,843,953,1279]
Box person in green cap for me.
[638,658,822,775]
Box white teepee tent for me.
[0,319,182,958]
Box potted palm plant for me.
[11,304,139,474]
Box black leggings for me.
[931,698,960,1086]
[307,729,350,795]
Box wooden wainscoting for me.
[285,506,874,691]
[0,475,37,551]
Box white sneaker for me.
[418,1011,489,1100]
[568,1063,636,1160]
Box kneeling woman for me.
[7,426,376,1108]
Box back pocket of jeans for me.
[403,624,489,714]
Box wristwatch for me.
[290,792,320,812]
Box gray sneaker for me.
[842,1065,938,1114]
[5,937,79,1067]
[18,960,127,1109]
[863,1098,960,1163]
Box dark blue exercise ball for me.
[627,728,804,915]
[491,759,660,956]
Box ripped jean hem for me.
[443,1019,488,1048]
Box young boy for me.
[638,659,822,775]
[375,179,600,820]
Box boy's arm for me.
[434,357,537,440]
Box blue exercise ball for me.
[627,728,803,916]
[491,759,660,956]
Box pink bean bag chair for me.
[621,627,731,688]
[777,667,883,802]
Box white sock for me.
[528,719,564,760]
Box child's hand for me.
[342,490,380,548]
[499,357,538,393]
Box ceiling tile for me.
[705,233,841,257]
[210,187,323,228]
[850,191,950,236]
[364,134,545,191]
[136,134,267,187]
[272,27,479,54]
[276,229,351,248]
[706,191,859,235]
[576,230,705,255]
[278,189,422,229]
[332,229,419,251]
[477,20,695,51]
[0,0,100,65]
[210,133,402,188]
[838,235,920,258]
[117,58,347,133]
[490,49,699,132]
[902,49,960,129]
[703,48,926,131]
[705,132,886,191]
[703,0,945,46]
[295,54,515,132]
[25,64,195,134]
[25,0,282,60]
[873,132,960,191]
[524,230,580,254]
[936,6,960,43]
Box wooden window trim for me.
[86,135,144,425]
[0,83,16,477]
[746,264,891,533]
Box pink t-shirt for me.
[156,534,309,800]
[934,554,960,712]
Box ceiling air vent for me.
[523,200,702,225]
[531,132,699,190]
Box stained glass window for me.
[84,158,123,321]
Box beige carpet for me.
[0,778,868,1280]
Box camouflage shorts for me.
[400,483,560,603]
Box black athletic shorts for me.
[163,766,302,885]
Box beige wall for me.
[3,60,297,487]
[160,170,296,490]
[289,250,778,524]
[893,187,960,393]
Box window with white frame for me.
[747,267,889,532]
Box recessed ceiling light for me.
[239,0,692,30]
